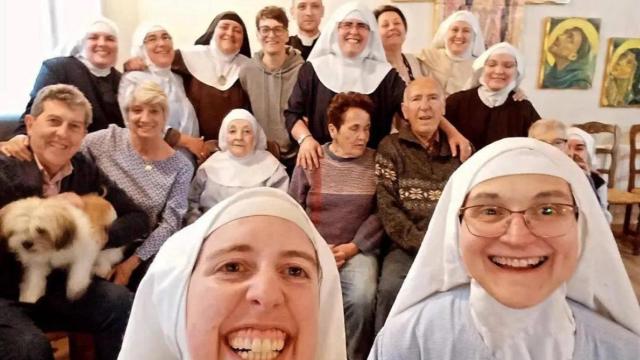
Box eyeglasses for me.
[459,203,578,238]
[542,138,568,147]
[258,26,286,36]
[144,33,172,45]
[338,21,370,32]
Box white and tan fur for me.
[0,194,118,303]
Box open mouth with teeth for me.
[489,256,548,270]
[227,329,287,360]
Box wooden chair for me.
[47,331,95,360]
[574,122,640,254]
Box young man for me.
[240,6,304,173]
[0,84,149,360]
[288,0,324,60]
[374,77,461,331]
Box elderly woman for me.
[82,81,194,289]
[187,109,288,223]
[446,42,540,151]
[289,92,383,360]
[120,22,203,162]
[417,11,485,96]
[286,2,470,170]
[370,138,640,359]
[1,17,124,159]
[566,127,612,223]
[374,77,461,331]
[119,188,347,360]
[374,5,429,83]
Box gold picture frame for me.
[601,38,640,107]
[538,17,601,89]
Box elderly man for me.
[374,77,461,331]
[240,6,304,173]
[0,84,149,360]
[528,118,568,151]
[288,0,324,60]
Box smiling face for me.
[127,102,166,140]
[566,138,590,171]
[459,174,579,309]
[25,100,87,175]
[258,18,288,56]
[402,78,445,140]
[337,18,370,58]
[214,19,244,55]
[291,0,324,35]
[144,29,175,68]
[186,215,320,360]
[226,119,256,158]
[328,107,370,158]
[377,11,406,51]
[446,20,473,56]
[482,52,517,91]
[83,32,118,69]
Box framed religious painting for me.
[433,0,526,48]
[601,38,640,107]
[538,17,601,89]
[526,0,570,4]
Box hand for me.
[512,87,528,102]
[179,134,206,162]
[123,57,147,72]
[296,136,323,170]
[109,255,141,286]
[53,192,84,209]
[447,134,473,162]
[330,243,359,269]
[0,134,32,161]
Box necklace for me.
[217,74,227,86]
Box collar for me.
[33,154,74,190]
[398,125,442,156]
[297,32,320,46]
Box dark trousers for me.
[0,274,133,360]
[374,248,416,332]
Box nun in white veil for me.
[370,137,640,359]
[119,187,347,360]
[417,10,485,96]
[186,109,289,223]
[119,22,202,162]
[285,1,471,170]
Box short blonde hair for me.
[125,81,168,115]
[528,118,567,139]
[31,84,93,127]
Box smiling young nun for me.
[119,22,199,143]
[445,42,540,151]
[186,109,288,223]
[119,187,347,360]
[172,12,252,140]
[417,10,485,97]
[370,137,640,359]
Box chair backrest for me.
[628,125,640,191]
[573,121,619,188]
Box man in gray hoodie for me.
[240,6,304,173]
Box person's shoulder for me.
[570,301,640,356]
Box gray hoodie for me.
[240,46,304,158]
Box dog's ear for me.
[53,215,76,250]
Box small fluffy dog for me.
[0,194,117,303]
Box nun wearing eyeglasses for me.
[369,137,640,359]
[445,42,540,151]
[285,1,470,171]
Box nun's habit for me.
[445,43,540,151]
[119,22,199,139]
[119,187,347,360]
[567,127,612,223]
[417,11,485,96]
[171,12,251,140]
[187,109,288,222]
[284,2,405,149]
[370,138,640,360]
[16,17,124,134]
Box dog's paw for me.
[19,292,42,304]
[66,281,89,301]
[93,262,111,279]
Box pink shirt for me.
[34,155,73,198]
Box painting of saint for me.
[539,17,600,89]
[601,38,640,107]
